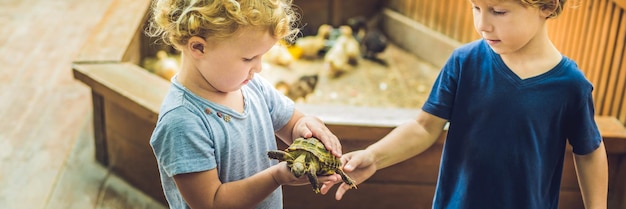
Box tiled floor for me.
[0,0,165,208]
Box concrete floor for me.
[0,0,165,208]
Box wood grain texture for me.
[0,0,166,208]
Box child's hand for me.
[319,149,377,200]
[293,116,342,157]
[272,162,342,186]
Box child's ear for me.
[187,36,206,57]
[541,0,559,19]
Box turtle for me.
[267,137,357,193]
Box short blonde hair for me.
[146,0,299,48]
[519,0,567,18]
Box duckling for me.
[362,29,388,61]
[324,26,361,77]
[153,50,179,80]
[263,41,294,67]
[346,16,368,42]
[347,15,388,63]
[295,24,333,59]
[275,74,319,102]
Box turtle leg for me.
[267,150,293,163]
[307,166,321,194]
[336,169,358,189]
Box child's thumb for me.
[342,158,359,172]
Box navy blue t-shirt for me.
[422,39,601,209]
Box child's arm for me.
[573,141,608,209]
[362,110,446,170]
[173,161,315,209]
[326,110,447,199]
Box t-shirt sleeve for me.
[566,89,602,155]
[250,75,295,131]
[150,107,217,177]
[422,51,459,121]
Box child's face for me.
[198,26,277,92]
[470,0,550,55]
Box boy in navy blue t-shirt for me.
[324,0,608,208]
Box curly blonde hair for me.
[146,0,299,48]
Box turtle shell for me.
[287,137,341,175]
[269,137,357,193]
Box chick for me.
[275,74,319,102]
[346,16,368,42]
[324,26,361,77]
[361,29,388,61]
[153,50,179,80]
[295,24,333,59]
[263,42,294,67]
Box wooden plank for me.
[297,104,420,129]
[434,0,445,33]
[74,0,151,63]
[449,0,463,41]
[92,91,109,165]
[293,0,331,36]
[614,0,626,9]
[104,100,166,205]
[283,183,436,209]
[407,0,417,23]
[589,0,612,103]
[608,155,626,209]
[608,12,626,120]
[597,6,620,115]
[550,4,568,52]
[72,62,169,122]
[381,8,461,68]
[419,0,430,26]
[570,0,592,66]
[560,1,578,54]
[603,11,626,116]
[620,57,626,124]
[582,0,606,86]
[462,1,477,43]
[0,0,112,208]
[445,0,455,36]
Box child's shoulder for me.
[444,39,492,65]
[454,39,489,56]
[246,74,274,92]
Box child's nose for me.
[474,13,493,33]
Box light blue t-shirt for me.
[150,75,295,209]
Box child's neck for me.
[500,35,562,80]
[177,66,245,113]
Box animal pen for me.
[72,0,626,208]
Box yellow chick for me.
[263,42,294,67]
[324,26,361,77]
[295,24,332,59]
[154,50,179,81]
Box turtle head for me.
[290,154,308,178]
[291,162,306,178]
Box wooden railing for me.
[387,0,626,126]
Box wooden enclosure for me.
[72,0,626,208]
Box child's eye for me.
[243,57,255,62]
[491,9,506,15]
